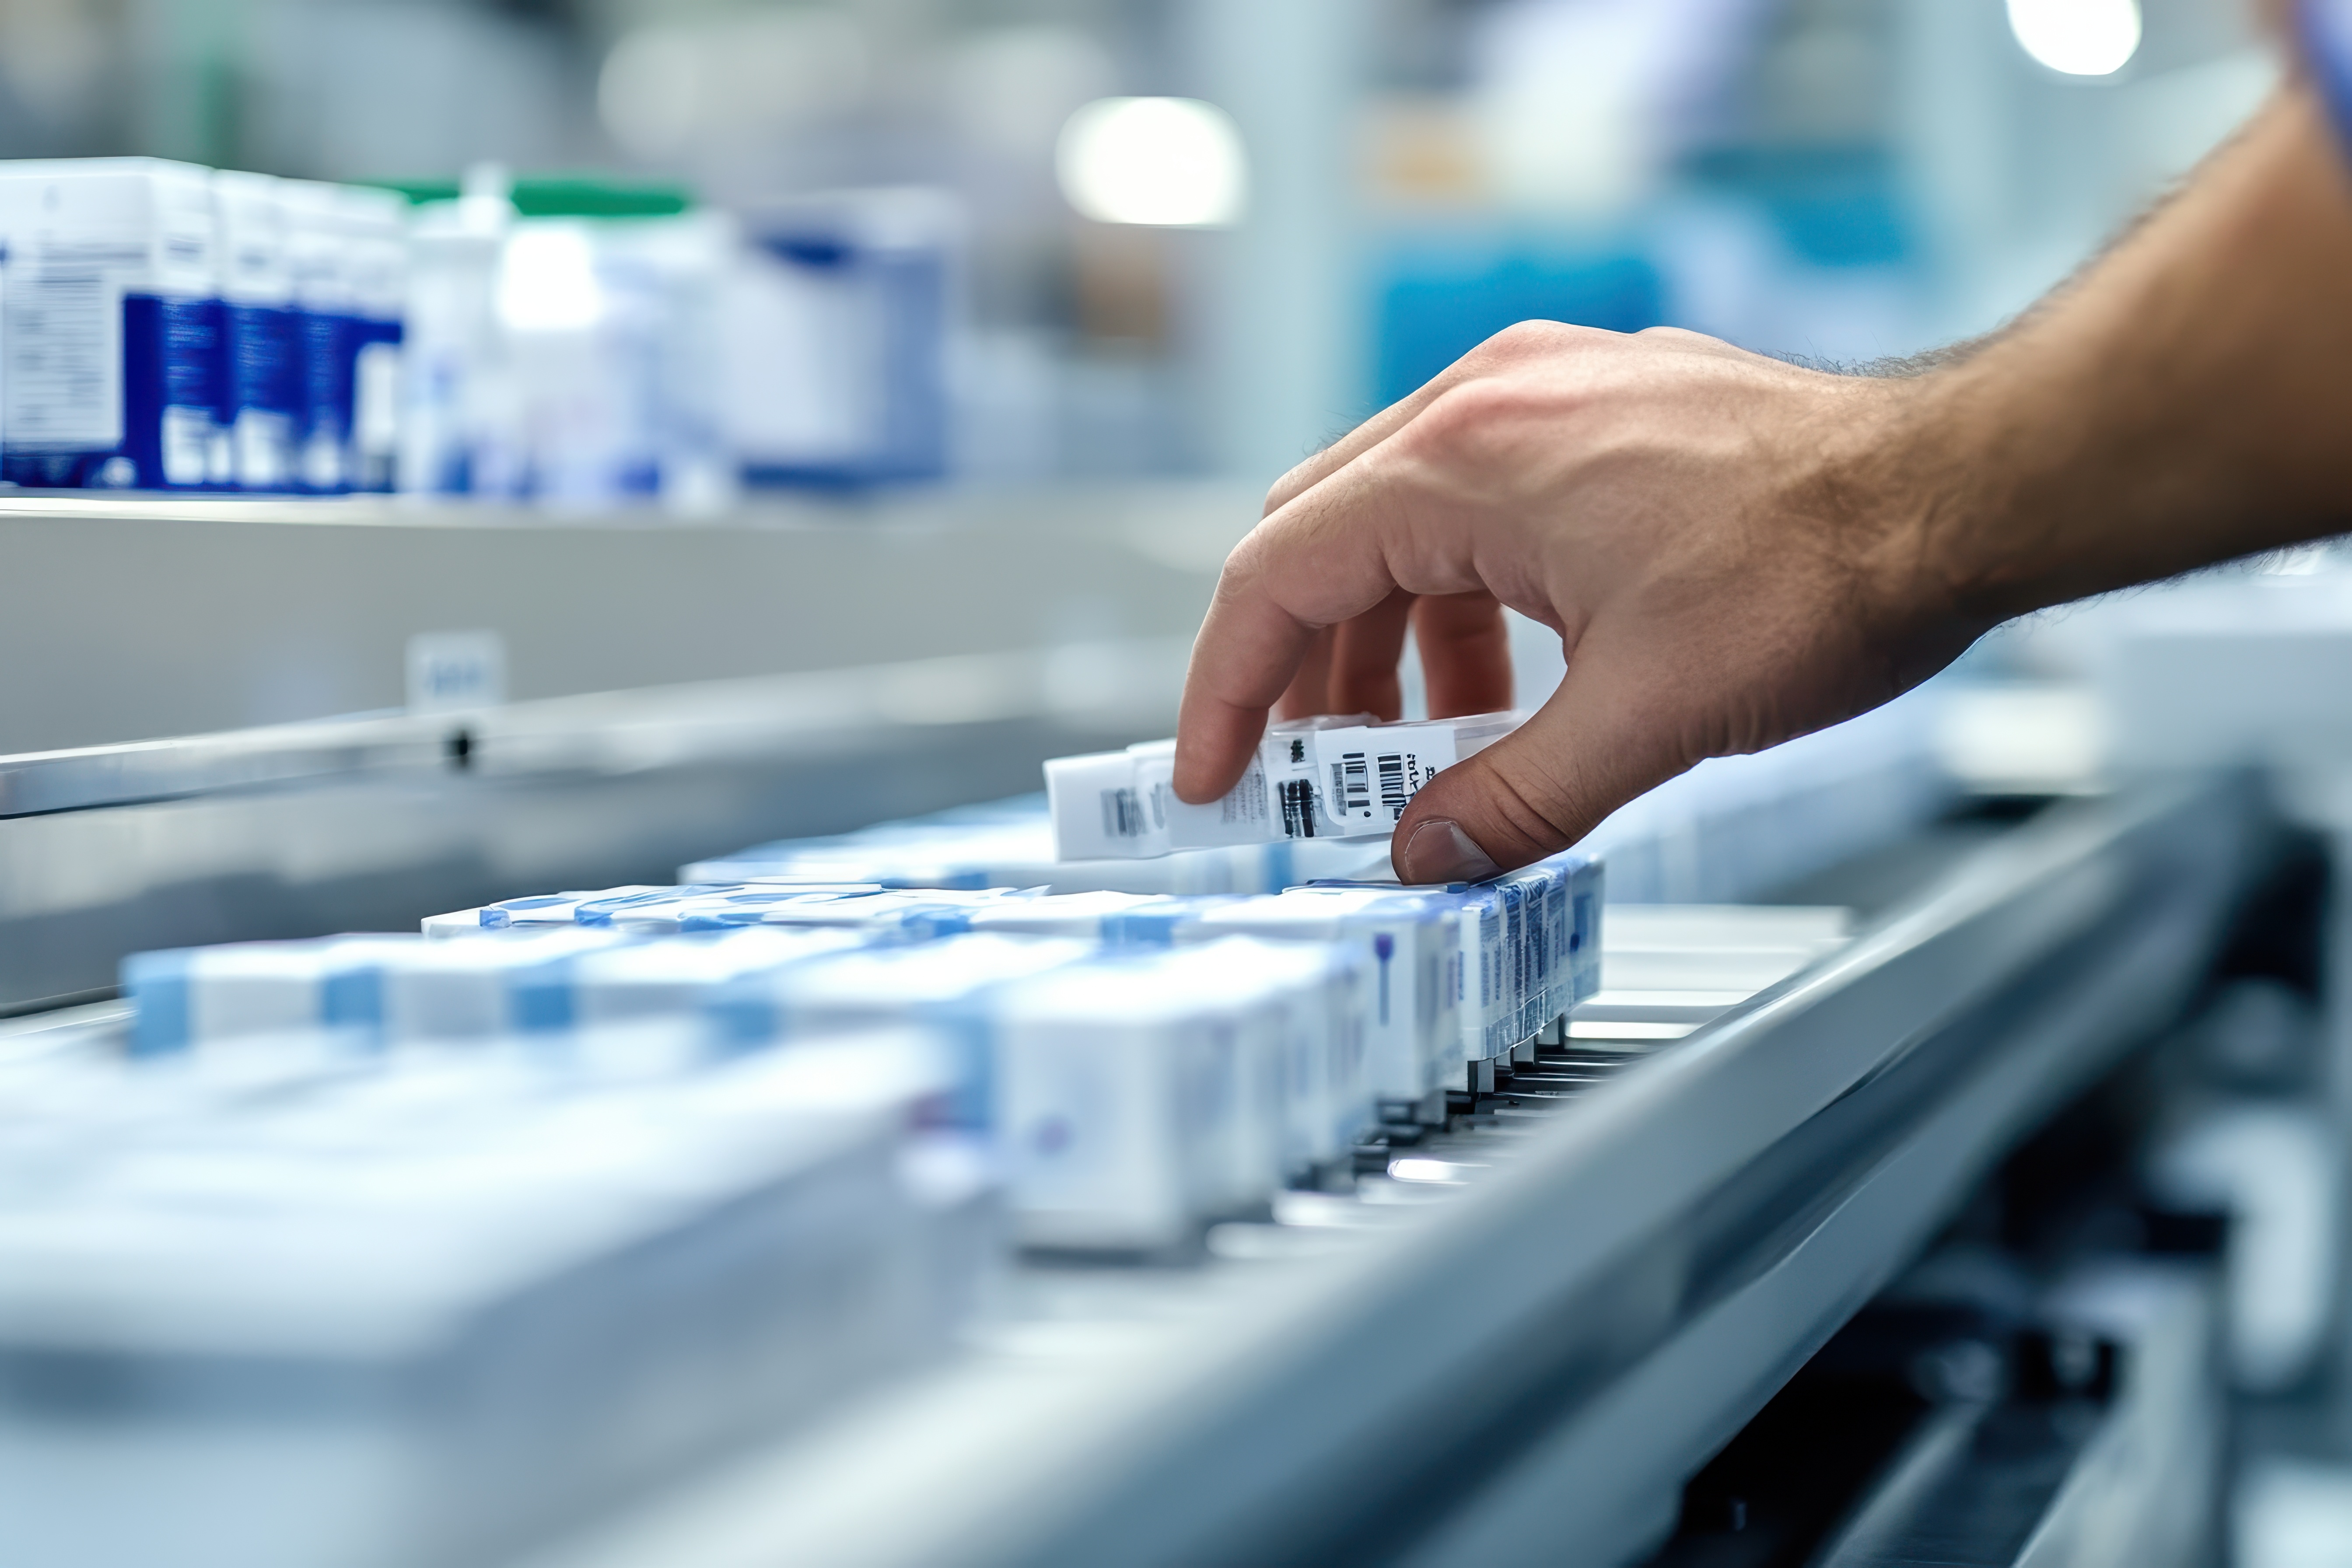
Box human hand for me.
[1183,90,2352,885]
[1172,322,1984,883]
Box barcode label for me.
[1377,752,1410,820]
[1278,777,1317,839]
[1337,752,1370,815]
[1100,788,1147,840]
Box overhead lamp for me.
[2007,0,2142,77]
[1055,96,1246,227]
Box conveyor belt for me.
[517,775,2267,1568]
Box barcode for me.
[1100,788,1146,839]
[1377,752,1409,820]
[1337,752,1370,815]
[1278,777,1317,839]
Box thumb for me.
[1391,666,1689,883]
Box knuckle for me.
[1221,517,1281,577]
[1397,379,1539,476]
[1482,318,1578,358]
[1411,378,1518,445]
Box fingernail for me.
[1400,819,1501,885]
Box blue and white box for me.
[984,952,1264,1248]
[121,934,416,1057]
[1453,882,1513,1061]
[1162,937,1368,1184]
[0,157,218,489]
[214,170,298,490]
[341,184,406,492]
[519,926,876,1039]
[683,793,1395,896]
[727,187,956,488]
[283,180,406,493]
[284,179,350,492]
[0,1034,970,1568]
[708,932,1092,1133]
[706,933,1306,1248]
[1186,886,1460,1116]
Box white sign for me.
[406,630,508,714]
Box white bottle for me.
[401,164,513,497]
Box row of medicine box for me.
[0,158,404,494]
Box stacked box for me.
[0,1032,979,1568]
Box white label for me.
[354,341,401,452]
[233,409,293,490]
[160,405,210,485]
[4,270,123,448]
[1164,754,1274,850]
[301,428,343,490]
[406,630,508,713]
[1313,724,1459,833]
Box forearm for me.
[1885,87,2352,623]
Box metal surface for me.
[0,484,1247,755]
[1798,1261,2220,1568]
[2013,1263,2225,1568]
[517,777,2266,1568]
[0,637,1185,1014]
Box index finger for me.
[1173,450,1475,802]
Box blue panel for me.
[120,948,193,1057]
[1374,250,1665,410]
[1684,147,1916,270]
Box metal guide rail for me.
[518,775,2266,1568]
[0,639,1185,1015]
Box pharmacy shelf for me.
[0,638,1184,1014]
[517,776,2267,1568]
[0,482,1248,756]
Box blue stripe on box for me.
[321,963,384,1040]
[576,886,722,927]
[1103,910,1188,946]
[509,959,578,1033]
[121,949,195,1057]
[704,978,781,1053]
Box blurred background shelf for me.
[0,485,1250,755]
